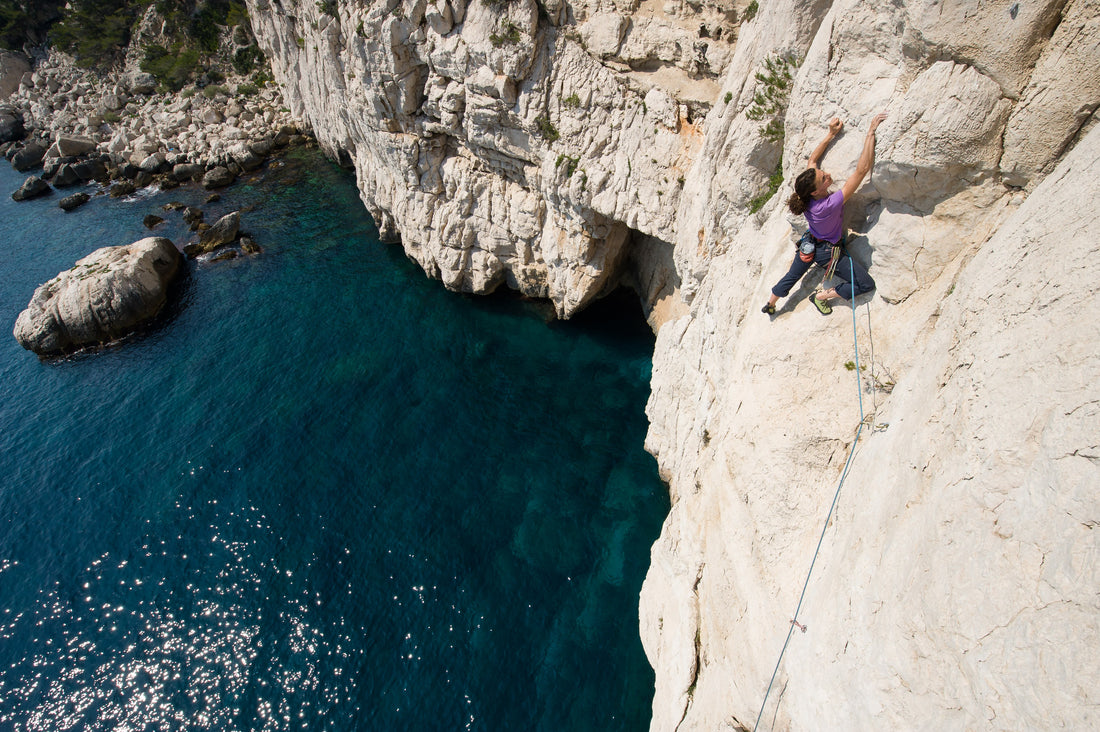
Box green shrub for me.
[102,110,122,123]
[748,160,783,213]
[233,43,263,74]
[236,81,257,96]
[724,91,732,104]
[203,83,228,99]
[746,52,799,143]
[225,1,248,27]
[188,3,218,52]
[316,0,337,16]
[0,0,61,49]
[744,1,759,22]
[562,93,581,108]
[50,0,142,69]
[535,115,559,142]
[141,43,201,91]
[555,154,579,177]
[489,19,520,47]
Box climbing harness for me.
[751,255,870,732]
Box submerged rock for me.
[143,214,165,229]
[109,180,136,198]
[182,206,204,230]
[13,237,182,356]
[240,235,262,255]
[58,191,90,211]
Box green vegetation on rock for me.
[142,43,201,91]
[49,0,144,68]
[746,52,800,213]
[535,115,559,142]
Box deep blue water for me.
[0,149,668,731]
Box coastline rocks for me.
[182,206,203,229]
[138,152,166,173]
[0,108,24,142]
[202,166,235,189]
[186,211,240,256]
[13,237,182,356]
[12,175,49,201]
[58,191,90,211]
[171,162,203,181]
[54,135,96,157]
[52,163,80,187]
[125,72,157,95]
[109,181,136,197]
[11,141,45,171]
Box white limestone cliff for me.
[244,0,1100,728]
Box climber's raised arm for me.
[840,112,888,202]
[807,117,843,169]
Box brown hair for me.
[787,168,818,216]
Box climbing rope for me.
[751,256,868,732]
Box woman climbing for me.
[762,112,887,316]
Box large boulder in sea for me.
[11,175,50,201]
[13,237,182,356]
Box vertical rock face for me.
[246,0,1100,728]
[640,0,1100,730]
[245,0,729,317]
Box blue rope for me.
[752,256,866,731]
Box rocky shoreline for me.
[3,48,315,356]
[1,49,307,205]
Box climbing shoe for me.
[809,292,832,315]
[761,303,776,315]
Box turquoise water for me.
[0,150,668,730]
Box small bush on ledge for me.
[535,115,559,142]
[490,20,521,48]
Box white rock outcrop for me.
[13,237,181,356]
[240,0,1100,728]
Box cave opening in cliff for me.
[615,228,681,335]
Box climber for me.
[761,113,887,316]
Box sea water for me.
[0,149,668,731]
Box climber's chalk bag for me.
[798,233,816,262]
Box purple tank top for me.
[805,190,844,243]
